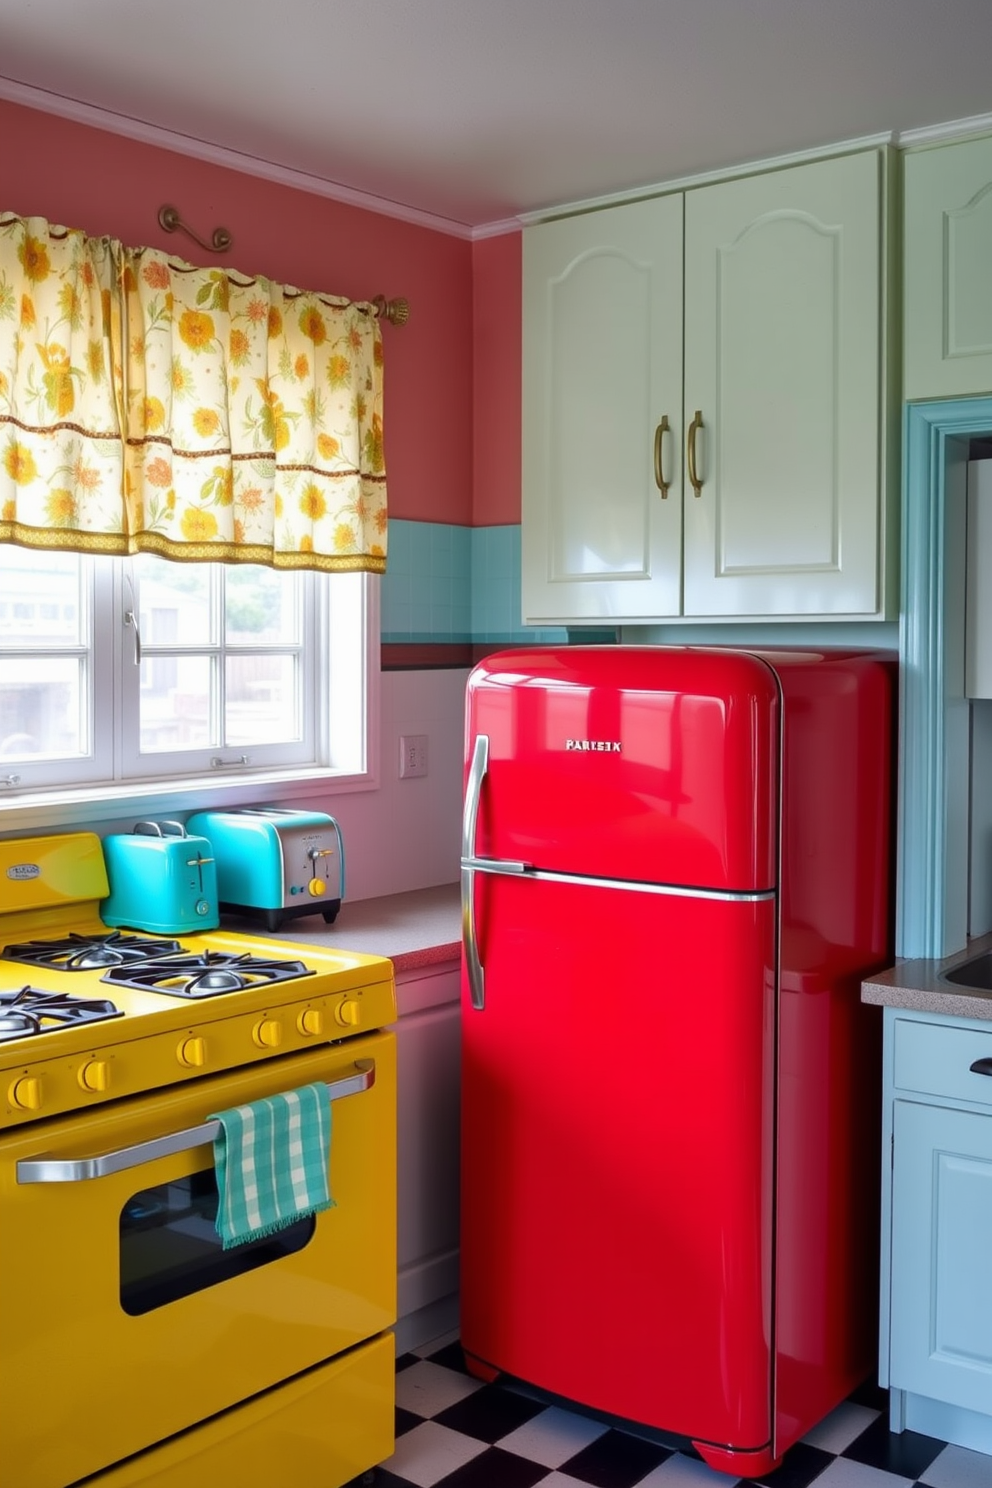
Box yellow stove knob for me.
[9,1076,41,1111]
[335,997,360,1028]
[253,1017,283,1049]
[178,1037,207,1068]
[78,1060,109,1093]
[298,1008,324,1037]
[308,878,326,897]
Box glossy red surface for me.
[771,649,894,1455]
[460,645,896,1470]
[461,874,777,1449]
[466,646,780,891]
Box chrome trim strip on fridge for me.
[461,733,490,1012]
[461,734,530,1012]
[461,858,775,902]
[16,1059,375,1184]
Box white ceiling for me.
[2,0,991,233]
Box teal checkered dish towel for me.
[210,1082,335,1249]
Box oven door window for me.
[119,1167,315,1315]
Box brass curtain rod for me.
[157,204,409,325]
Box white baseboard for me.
[394,1294,460,1356]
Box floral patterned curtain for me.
[0,213,387,572]
[0,215,124,549]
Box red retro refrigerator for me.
[459,645,895,1477]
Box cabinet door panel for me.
[904,134,992,400]
[890,1100,992,1414]
[684,151,881,616]
[395,998,461,1320]
[522,196,683,622]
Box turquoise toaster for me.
[101,821,220,934]
[184,807,344,932]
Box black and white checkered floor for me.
[371,1334,988,1488]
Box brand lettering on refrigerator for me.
[564,739,622,752]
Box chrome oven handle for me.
[16,1059,375,1185]
[461,734,489,1012]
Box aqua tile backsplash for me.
[380,519,895,653]
[381,519,566,645]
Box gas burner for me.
[0,986,124,1041]
[100,951,315,1000]
[2,930,184,972]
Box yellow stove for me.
[0,830,395,1127]
[0,831,397,1488]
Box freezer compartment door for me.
[460,871,777,1453]
[465,646,779,891]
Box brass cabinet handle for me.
[653,415,671,499]
[687,409,704,497]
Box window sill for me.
[0,764,379,835]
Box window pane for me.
[139,655,214,752]
[0,550,82,644]
[134,555,214,645]
[226,565,299,644]
[0,657,84,758]
[225,654,300,745]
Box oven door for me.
[0,1030,396,1488]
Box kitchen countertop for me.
[219,881,461,974]
[861,929,992,1022]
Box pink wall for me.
[0,98,477,526]
[472,233,522,526]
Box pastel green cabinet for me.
[904,133,992,401]
[890,1101,992,1413]
[522,149,895,625]
[521,193,685,622]
[880,1009,992,1455]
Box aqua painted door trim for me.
[899,398,992,958]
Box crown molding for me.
[470,217,523,241]
[897,111,992,149]
[9,69,989,242]
[0,73,486,241]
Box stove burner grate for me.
[2,930,184,972]
[100,951,316,999]
[0,986,124,1041]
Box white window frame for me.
[0,553,380,834]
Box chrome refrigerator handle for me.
[16,1060,375,1184]
[461,733,490,1010]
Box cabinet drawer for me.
[893,1016,992,1106]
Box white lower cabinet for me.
[393,962,461,1352]
[881,1009,992,1455]
[522,147,896,625]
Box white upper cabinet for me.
[522,148,895,625]
[683,152,884,617]
[904,132,992,402]
[521,194,684,621]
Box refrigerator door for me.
[460,869,777,1454]
[465,646,779,892]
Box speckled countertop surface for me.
[861,929,992,1022]
[219,882,461,974]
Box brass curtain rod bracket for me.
[158,204,233,254]
[372,294,410,326]
[154,209,405,321]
